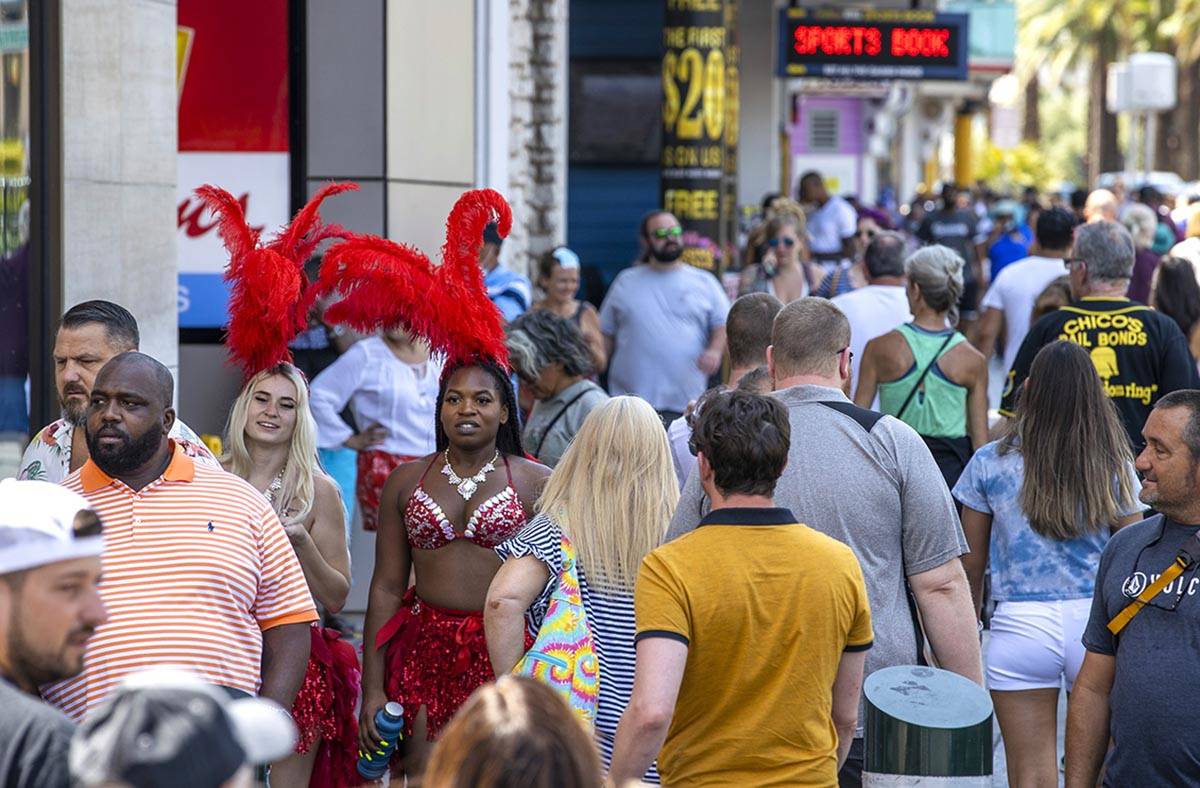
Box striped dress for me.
[496,513,659,783]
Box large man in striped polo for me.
[43,353,317,721]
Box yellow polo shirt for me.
[635,507,872,787]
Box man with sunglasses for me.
[1066,391,1200,786]
[599,210,730,427]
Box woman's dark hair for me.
[423,676,602,788]
[690,390,790,497]
[1000,341,1137,540]
[1152,257,1200,341]
[436,358,524,457]
[506,310,594,382]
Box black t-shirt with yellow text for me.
[1000,298,1198,453]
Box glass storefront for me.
[0,0,30,478]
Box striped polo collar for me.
[80,441,195,493]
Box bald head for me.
[94,352,174,410]
[1084,189,1119,223]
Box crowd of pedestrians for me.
[5,170,1200,788]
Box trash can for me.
[863,665,992,786]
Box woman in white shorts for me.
[953,340,1144,787]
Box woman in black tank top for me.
[531,246,607,373]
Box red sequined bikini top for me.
[404,454,527,550]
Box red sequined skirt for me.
[377,588,526,741]
[290,625,362,788]
[356,450,416,531]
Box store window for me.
[0,0,29,478]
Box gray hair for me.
[1122,203,1158,249]
[1075,221,1135,281]
[864,231,907,278]
[505,309,594,382]
[906,245,965,325]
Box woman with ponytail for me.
[854,244,989,489]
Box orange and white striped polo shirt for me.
[43,444,318,721]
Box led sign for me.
[777,8,969,81]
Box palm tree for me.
[1160,0,1200,179]
[1020,0,1124,183]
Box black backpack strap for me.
[814,399,929,666]
[814,399,884,432]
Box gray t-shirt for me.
[522,379,609,468]
[599,264,730,413]
[667,385,968,735]
[1082,514,1200,785]
[0,676,74,787]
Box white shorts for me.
[985,598,1091,692]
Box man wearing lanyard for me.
[1066,391,1200,785]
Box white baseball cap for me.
[0,478,103,575]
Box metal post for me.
[863,666,993,785]
[1144,111,1157,179]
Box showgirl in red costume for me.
[316,190,550,779]
[197,183,362,788]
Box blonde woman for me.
[484,396,679,784]
[222,362,358,787]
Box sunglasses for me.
[768,237,798,248]
[652,226,683,240]
[1123,521,1198,614]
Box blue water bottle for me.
[356,702,405,780]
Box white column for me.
[61,0,179,381]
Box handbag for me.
[513,536,600,726]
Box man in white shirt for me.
[831,232,912,398]
[799,172,858,265]
[974,206,1074,375]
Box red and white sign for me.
[176,0,290,327]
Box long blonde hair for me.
[222,363,319,521]
[536,396,679,591]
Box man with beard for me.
[1066,391,1200,786]
[17,300,215,483]
[0,479,106,787]
[599,210,730,426]
[42,353,317,722]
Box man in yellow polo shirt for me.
[609,390,873,787]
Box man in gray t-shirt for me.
[1069,394,1200,786]
[599,211,730,422]
[668,298,980,787]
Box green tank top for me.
[877,323,968,438]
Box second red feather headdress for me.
[315,188,512,370]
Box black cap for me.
[71,687,245,787]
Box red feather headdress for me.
[195,182,357,378]
[315,188,512,370]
